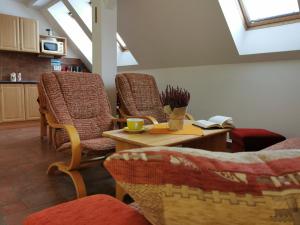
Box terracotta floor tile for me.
[0,202,27,216]
[3,210,31,225]
[0,122,115,224]
[0,187,19,207]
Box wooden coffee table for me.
[102,120,230,200]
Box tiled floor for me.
[0,121,115,225]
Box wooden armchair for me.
[38,72,157,199]
[115,73,194,122]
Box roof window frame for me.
[238,0,300,28]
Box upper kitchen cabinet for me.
[20,18,39,53]
[0,14,20,51]
[0,14,39,53]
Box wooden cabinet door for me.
[0,14,20,51]
[24,85,40,120]
[0,85,2,123]
[20,18,39,53]
[0,84,25,122]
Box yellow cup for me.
[127,118,144,131]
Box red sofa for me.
[24,137,300,225]
[23,194,150,225]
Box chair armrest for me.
[116,107,159,124]
[185,113,194,121]
[112,118,127,123]
[45,113,82,170]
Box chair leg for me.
[47,162,87,199]
[40,113,47,140]
[48,127,53,144]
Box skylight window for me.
[68,0,92,31]
[117,33,128,51]
[48,0,137,66]
[239,0,300,27]
[48,1,92,63]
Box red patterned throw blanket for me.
[105,147,300,225]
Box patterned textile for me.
[264,138,300,151]
[39,72,115,153]
[23,194,151,225]
[57,137,115,155]
[116,73,167,123]
[105,146,300,225]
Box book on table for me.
[193,115,234,129]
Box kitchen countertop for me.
[0,80,38,84]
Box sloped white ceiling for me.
[118,0,300,69]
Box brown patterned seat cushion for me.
[116,73,167,123]
[57,137,115,155]
[105,147,300,225]
[39,72,114,153]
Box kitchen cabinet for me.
[0,84,25,122]
[20,18,39,53]
[0,84,40,123]
[0,14,20,51]
[24,84,40,120]
[0,13,39,53]
[0,85,2,123]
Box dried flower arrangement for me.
[160,85,191,110]
[161,85,191,130]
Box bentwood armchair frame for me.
[116,73,194,122]
[39,74,158,198]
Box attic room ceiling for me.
[118,0,300,69]
[24,0,52,7]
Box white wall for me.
[92,0,118,113]
[0,0,78,58]
[133,60,300,138]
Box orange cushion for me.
[23,195,150,225]
[105,147,300,225]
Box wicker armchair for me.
[38,72,157,199]
[115,73,194,122]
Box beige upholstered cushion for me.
[105,146,300,225]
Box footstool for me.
[230,128,286,152]
[23,195,150,225]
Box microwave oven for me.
[41,39,64,55]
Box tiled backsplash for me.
[0,51,89,81]
[0,51,51,81]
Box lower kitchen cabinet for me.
[0,83,39,123]
[25,84,40,120]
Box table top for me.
[0,80,38,84]
[102,120,230,147]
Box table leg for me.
[115,141,141,201]
[184,132,228,152]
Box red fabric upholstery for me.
[23,195,150,225]
[230,128,286,152]
[104,147,300,225]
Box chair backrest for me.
[116,73,167,123]
[39,72,113,147]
